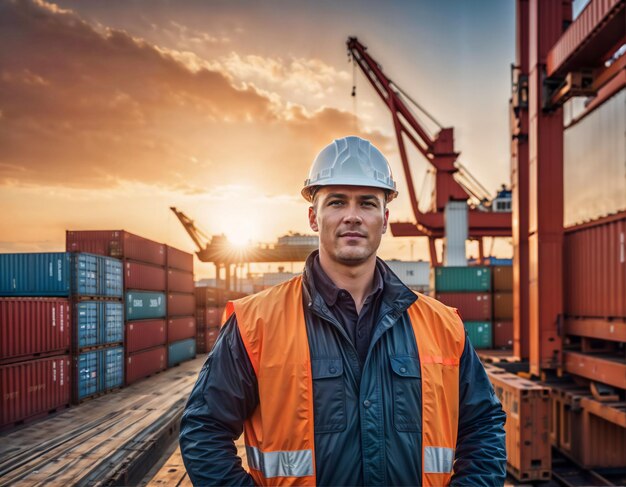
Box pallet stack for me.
[165,245,196,367]
[0,252,124,428]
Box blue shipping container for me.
[76,346,124,400]
[74,301,124,349]
[126,291,166,320]
[0,252,123,297]
[168,338,196,367]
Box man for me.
[180,136,507,486]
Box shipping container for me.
[198,306,224,328]
[168,338,196,367]
[74,301,123,349]
[564,212,626,319]
[167,268,194,294]
[434,266,491,292]
[125,346,166,385]
[0,253,122,297]
[168,293,194,317]
[1,355,71,429]
[464,321,493,349]
[492,265,513,292]
[125,319,166,353]
[166,245,193,272]
[74,346,123,401]
[487,368,551,482]
[195,286,224,308]
[197,326,220,354]
[66,230,166,266]
[125,261,166,292]
[125,291,166,320]
[493,292,514,320]
[493,321,514,349]
[435,292,492,321]
[0,298,70,363]
[167,316,195,343]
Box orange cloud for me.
[0,0,391,196]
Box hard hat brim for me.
[302,179,398,203]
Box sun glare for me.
[225,227,257,248]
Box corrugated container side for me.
[74,302,124,349]
[493,321,514,349]
[166,246,194,272]
[0,253,71,296]
[168,293,195,317]
[76,351,98,399]
[435,292,492,321]
[489,370,551,481]
[1,355,71,428]
[493,292,514,320]
[167,338,196,367]
[195,286,224,308]
[464,321,493,349]
[125,346,166,385]
[199,307,224,328]
[434,266,491,292]
[492,265,513,292]
[74,347,124,401]
[0,298,70,362]
[167,268,194,294]
[125,319,166,353]
[125,261,166,292]
[103,347,124,390]
[167,316,196,343]
[66,230,166,266]
[125,291,166,320]
[72,253,123,297]
[564,213,626,318]
[197,327,220,354]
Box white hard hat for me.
[302,136,398,202]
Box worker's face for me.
[309,186,389,266]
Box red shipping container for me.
[125,261,166,291]
[168,293,195,316]
[167,268,194,294]
[125,346,166,385]
[564,212,626,319]
[66,230,166,266]
[435,292,492,321]
[195,286,224,308]
[204,307,225,327]
[168,316,196,342]
[1,355,71,428]
[493,321,513,349]
[197,326,220,354]
[166,246,193,272]
[1,298,70,364]
[125,319,166,353]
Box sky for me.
[0,0,516,278]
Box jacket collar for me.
[302,250,417,317]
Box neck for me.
[318,250,377,313]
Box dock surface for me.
[0,356,206,487]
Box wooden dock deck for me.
[0,356,206,487]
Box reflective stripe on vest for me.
[246,446,314,478]
[231,275,464,486]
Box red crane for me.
[347,37,512,266]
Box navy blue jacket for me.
[180,257,507,486]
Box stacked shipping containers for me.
[166,246,196,367]
[195,287,247,353]
[434,264,514,350]
[0,252,124,427]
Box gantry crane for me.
[347,37,512,266]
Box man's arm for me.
[451,334,507,486]
[179,314,258,486]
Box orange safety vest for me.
[225,275,465,486]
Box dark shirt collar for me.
[311,253,385,308]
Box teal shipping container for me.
[434,266,491,292]
[0,252,122,297]
[125,291,166,320]
[464,321,493,349]
[168,338,196,367]
[74,301,124,349]
[75,346,124,401]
